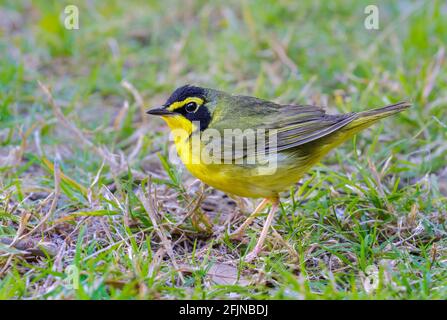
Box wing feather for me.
[203,95,356,161]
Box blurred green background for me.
[0,0,446,299]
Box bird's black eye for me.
[185,102,198,113]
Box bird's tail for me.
[293,101,411,171]
[343,101,411,133]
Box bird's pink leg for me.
[229,198,270,239]
[244,198,279,262]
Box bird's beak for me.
[146,107,174,116]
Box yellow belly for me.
[174,135,309,198]
[160,114,349,198]
[160,106,393,198]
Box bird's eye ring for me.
[185,102,199,113]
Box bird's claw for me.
[244,250,260,263]
[228,231,244,241]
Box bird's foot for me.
[244,247,262,263]
[228,230,244,241]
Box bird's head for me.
[147,85,219,134]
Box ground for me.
[0,0,446,299]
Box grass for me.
[0,0,446,299]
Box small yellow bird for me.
[147,85,410,262]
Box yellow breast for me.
[160,115,308,198]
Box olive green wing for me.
[271,105,357,152]
[204,95,356,161]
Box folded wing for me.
[205,96,357,161]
